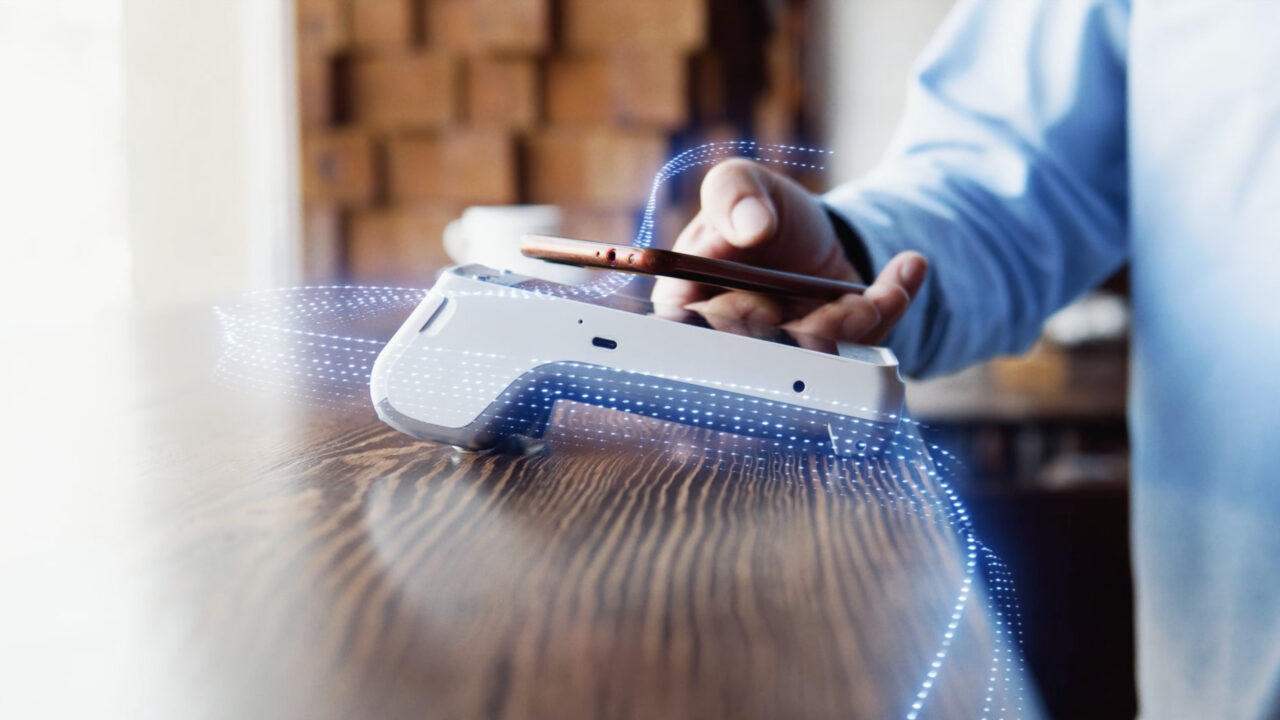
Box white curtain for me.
[0,0,130,325]
[0,0,299,327]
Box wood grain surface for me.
[2,305,1039,720]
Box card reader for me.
[371,266,906,456]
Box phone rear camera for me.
[793,380,806,393]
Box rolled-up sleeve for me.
[826,0,1131,377]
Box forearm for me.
[823,0,1131,378]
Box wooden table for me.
[0,299,1038,720]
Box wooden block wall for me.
[297,0,812,284]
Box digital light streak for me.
[559,141,835,299]
[215,285,426,408]
[213,142,1032,718]
[217,293,1030,718]
[215,284,1031,717]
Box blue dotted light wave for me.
[558,140,834,299]
[212,141,1034,719]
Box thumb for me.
[699,158,778,249]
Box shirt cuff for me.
[823,205,875,283]
[822,185,941,377]
[821,187,902,284]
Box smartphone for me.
[520,234,867,301]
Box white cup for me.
[442,205,597,286]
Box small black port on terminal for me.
[592,337,618,350]
[606,248,617,264]
[792,380,806,393]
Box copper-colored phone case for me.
[520,234,867,300]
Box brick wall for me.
[296,0,810,284]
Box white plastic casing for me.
[371,266,906,455]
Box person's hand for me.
[651,158,928,346]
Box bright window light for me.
[0,0,130,327]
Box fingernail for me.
[729,197,772,240]
[899,254,924,285]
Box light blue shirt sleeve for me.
[825,0,1132,378]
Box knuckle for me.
[839,302,881,340]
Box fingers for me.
[650,213,723,308]
[700,159,778,249]
[784,251,928,345]
[648,157,924,349]
[782,294,881,346]
[862,251,927,343]
[651,159,782,308]
[686,291,786,328]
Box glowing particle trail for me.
[215,285,426,408]
[212,142,1035,718]
[555,140,836,299]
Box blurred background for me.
[0,0,1133,716]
